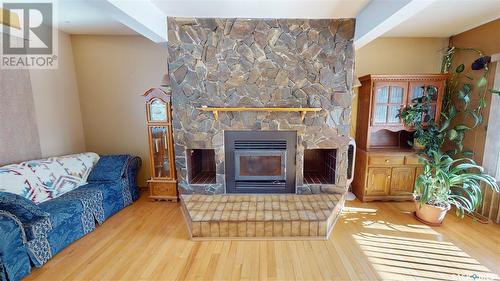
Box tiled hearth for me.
[181,193,345,240]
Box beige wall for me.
[0,37,41,165]
[30,31,86,157]
[0,31,85,165]
[71,35,168,186]
[355,38,449,76]
[351,37,449,135]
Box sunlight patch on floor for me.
[361,220,440,235]
[342,207,378,213]
[353,232,499,281]
[341,206,378,223]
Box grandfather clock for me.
[142,87,178,202]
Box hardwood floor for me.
[26,194,500,281]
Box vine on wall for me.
[441,47,495,156]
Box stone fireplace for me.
[167,17,355,195]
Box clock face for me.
[150,99,167,121]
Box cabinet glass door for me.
[427,85,438,120]
[373,86,389,124]
[410,85,425,102]
[388,86,404,123]
[409,83,440,122]
[149,126,172,179]
[373,83,407,125]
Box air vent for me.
[235,181,286,189]
[234,140,287,150]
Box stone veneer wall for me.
[167,17,355,194]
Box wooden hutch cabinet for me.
[143,88,178,202]
[353,74,447,202]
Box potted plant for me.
[399,101,425,150]
[400,47,500,225]
[399,92,444,154]
[414,151,499,224]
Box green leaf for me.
[463,83,473,93]
[439,118,451,132]
[448,105,457,118]
[458,89,465,99]
[463,94,471,107]
[463,151,474,157]
[477,76,487,88]
[455,124,470,131]
[468,111,482,127]
[489,89,500,96]
[455,64,465,73]
[448,129,458,140]
[479,97,486,108]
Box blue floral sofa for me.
[0,153,141,281]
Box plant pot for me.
[413,139,425,151]
[414,202,450,225]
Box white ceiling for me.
[57,0,136,35]
[52,0,500,39]
[151,0,370,19]
[384,0,500,37]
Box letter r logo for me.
[2,3,53,55]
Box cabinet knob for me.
[385,159,390,163]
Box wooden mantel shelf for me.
[197,106,322,122]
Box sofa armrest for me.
[0,192,48,225]
[0,211,32,281]
[88,155,132,182]
[88,155,142,201]
[126,157,142,201]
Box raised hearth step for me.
[180,193,345,240]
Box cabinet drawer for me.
[405,155,421,165]
[368,156,404,165]
[149,182,177,197]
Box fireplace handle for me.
[346,137,356,186]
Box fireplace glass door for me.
[225,131,296,194]
[235,150,286,181]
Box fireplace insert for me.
[225,131,296,193]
